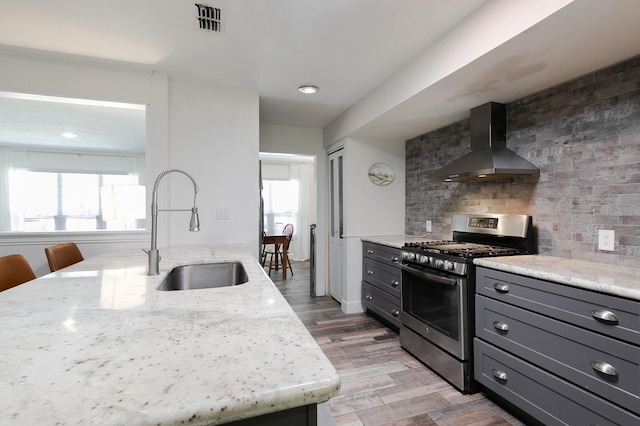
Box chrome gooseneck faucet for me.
[147,169,200,275]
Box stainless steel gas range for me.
[399,213,535,393]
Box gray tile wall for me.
[406,56,640,267]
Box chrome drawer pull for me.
[365,295,373,301]
[492,369,508,382]
[493,321,509,332]
[367,249,374,254]
[494,282,510,293]
[392,309,400,317]
[391,256,399,262]
[391,280,399,287]
[367,270,374,275]
[591,361,618,377]
[591,309,619,325]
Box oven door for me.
[400,262,468,360]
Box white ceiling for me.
[1,0,640,150]
[0,93,146,153]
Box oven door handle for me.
[399,264,458,286]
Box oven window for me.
[403,271,460,340]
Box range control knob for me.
[444,261,455,271]
[435,259,445,269]
[417,254,429,264]
[402,252,416,261]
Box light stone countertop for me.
[361,235,436,249]
[0,245,340,425]
[474,255,640,301]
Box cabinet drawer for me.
[476,267,640,345]
[474,339,640,426]
[362,281,401,330]
[362,242,401,267]
[476,295,640,414]
[363,258,401,297]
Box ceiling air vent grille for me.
[195,3,222,32]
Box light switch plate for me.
[598,229,614,251]
[216,208,230,220]
[426,220,432,233]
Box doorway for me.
[259,153,315,277]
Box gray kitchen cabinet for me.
[362,241,402,330]
[474,266,640,425]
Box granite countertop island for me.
[0,245,340,425]
[474,255,640,302]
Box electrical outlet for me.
[598,229,614,251]
[426,220,432,233]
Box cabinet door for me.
[328,149,344,302]
[362,258,401,298]
[363,282,401,330]
[475,339,640,426]
[476,267,640,345]
[476,295,640,414]
[362,242,401,267]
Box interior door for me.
[328,148,344,302]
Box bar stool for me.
[0,254,36,292]
[45,242,84,272]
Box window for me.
[0,91,146,233]
[8,170,141,232]
[262,179,299,234]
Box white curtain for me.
[289,162,313,260]
[0,150,26,231]
[0,148,144,232]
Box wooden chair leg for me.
[278,252,294,276]
[286,256,293,276]
[267,252,274,276]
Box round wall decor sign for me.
[368,162,394,186]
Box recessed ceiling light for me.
[298,85,319,94]
[60,132,77,139]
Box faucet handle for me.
[142,248,161,261]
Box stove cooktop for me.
[403,240,525,259]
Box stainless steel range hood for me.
[428,102,540,182]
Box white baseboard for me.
[341,299,364,314]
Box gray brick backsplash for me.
[406,55,640,266]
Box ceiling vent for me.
[195,3,223,33]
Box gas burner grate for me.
[403,241,525,259]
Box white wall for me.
[0,52,260,274]
[341,136,405,313]
[166,80,259,254]
[259,123,327,295]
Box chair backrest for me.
[282,223,294,237]
[45,242,84,272]
[0,254,36,292]
[282,224,294,249]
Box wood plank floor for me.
[268,260,527,426]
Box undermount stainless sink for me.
[157,262,248,291]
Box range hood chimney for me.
[427,102,540,182]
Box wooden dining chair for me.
[45,242,84,272]
[281,223,294,276]
[263,224,294,277]
[0,254,36,292]
[266,224,294,276]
